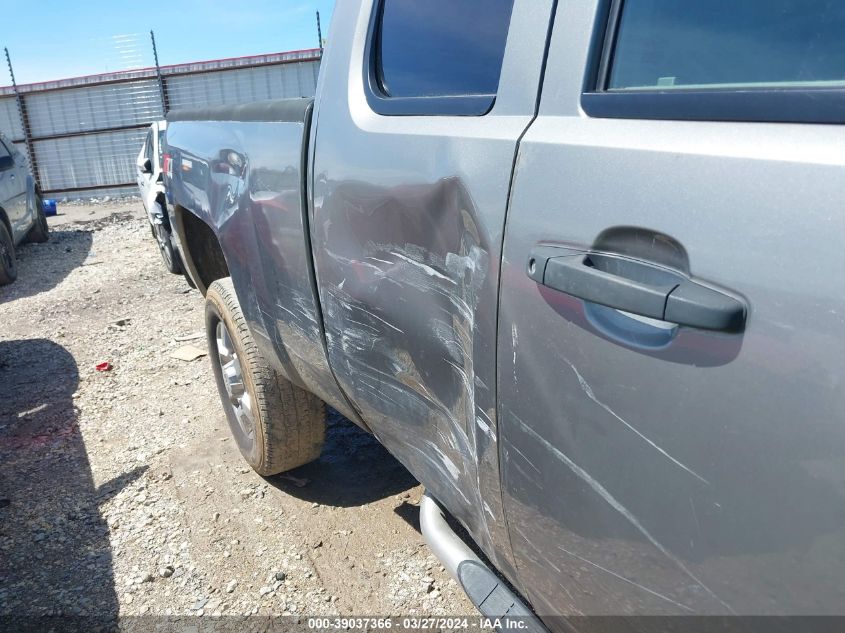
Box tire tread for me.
[0,221,17,285]
[206,278,325,475]
[26,192,49,244]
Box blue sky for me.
[1,0,335,86]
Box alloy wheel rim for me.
[215,321,254,440]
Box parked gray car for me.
[0,132,48,285]
[165,0,845,627]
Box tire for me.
[26,191,49,244]
[153,222,183,275]
[0,221,17,286]
[205,277,326,475]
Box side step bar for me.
[419,494,548,633]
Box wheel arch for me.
[171,204,230,296]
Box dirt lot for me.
[0,200,474,624]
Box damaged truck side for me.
[164,0,845,626]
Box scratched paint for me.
[554,543,695,612]
[560,356,709,485]
[511,412,733,613]
[166,115,360,423]
[310,176,505,560]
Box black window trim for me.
[362,0,499,117]
[581,0,845,124]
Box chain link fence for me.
[0,48,320,199]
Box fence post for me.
[150,30,169,117]
[316,11,324,55]
[4,47,39,189]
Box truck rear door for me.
[309,0,554,574]
[499,0,845,620]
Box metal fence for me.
[0,48,321,199]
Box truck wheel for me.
[26,191,49,244]
[0,222,17,285]
[154,223,183,275]
[205,278,326,475]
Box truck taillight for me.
[162,153,172,178]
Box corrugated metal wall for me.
[0,97,24,139]
[0,51,320,198]
[166,61,319,110]
[36,129,149,193]
[25,79,164,135]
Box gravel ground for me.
[0,200,475,626]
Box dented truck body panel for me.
[165,0,845,625]
[165,102,361,424]
[307,0,555,582]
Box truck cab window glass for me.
[608,0,845,90]
[377,0,514,98]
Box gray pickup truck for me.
[164,0,845,627]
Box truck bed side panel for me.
[166,100,358,420]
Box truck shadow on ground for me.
[267,409,419,507]
[0,230,93,304]
[0,338,143,631]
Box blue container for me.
[42,199,57,217]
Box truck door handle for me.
[528,251,746,332]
